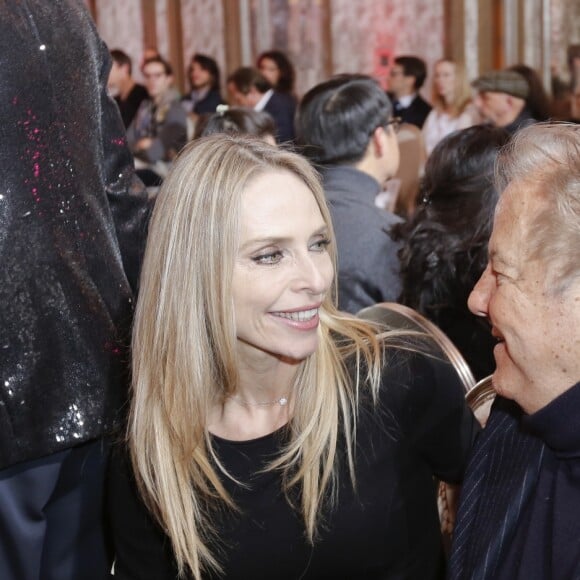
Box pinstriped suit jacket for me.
[449,385,580,580]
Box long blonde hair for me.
[129,135,386,578]
[432,58,472,117]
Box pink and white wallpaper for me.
[90,0,579,97]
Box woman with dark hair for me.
[257,49,297,97]
[508,63,552,121]
[193,105,276,144]
[396,125,510,380]
[182,53,224,116]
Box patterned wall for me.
[330,0,444,95]
[551,0,580,83]
[90,0,579,98]
[95,0,144,80]
[180,0,226,83]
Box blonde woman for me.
[422,59,479,156]
[108,135,478,579]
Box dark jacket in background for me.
[0,0,150,469]
[127,91,188,164]
[390,93,432,129]
[321,166,403,314]
[115,83,149,128]
[263,91,297,143]
[503,107,537,135]
[182,88,224,115]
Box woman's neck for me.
[208,355,299,441]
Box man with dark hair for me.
[182,53,224,116]
[127,56,188,186]
[388,55,432,128]
[109,49,149,128]
[0,1,149,578]
[296,74,402,314]
[227,66,296,143]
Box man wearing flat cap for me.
[471,70,537,134]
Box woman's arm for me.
[107,446,179,580]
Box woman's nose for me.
[294,253,332,295]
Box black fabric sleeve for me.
[381,350,480,484]
[97,40,151,294]
[107,446,179,580]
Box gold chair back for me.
[357,302,477,392]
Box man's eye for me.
[311,238,331,252]
[252,251,283,265]
[492,269,506,283]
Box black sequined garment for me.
[0,0,150,469]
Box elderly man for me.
[448,123,580,579]
[471,69,536,134]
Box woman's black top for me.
[108,350,479,579]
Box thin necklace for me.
[227,394,289,407]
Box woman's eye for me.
[252,251,283,265]
[311,238,331,252]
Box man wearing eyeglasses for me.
[296,74,403,314]
[126,56,187,187]
[388,56,432,129]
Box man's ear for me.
[371,126,386,158]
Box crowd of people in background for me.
[107,44,580,191]
[2,2,579,578]
[99,43,580,580]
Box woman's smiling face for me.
[232,169,334,365]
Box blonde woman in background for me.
[108,135,478,580]
[422,59,479,156]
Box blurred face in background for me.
[190,61,212,90]
[107,61,127,96]
[388,64,414,98]
[473,91,512,126]
[434,60,456,101]
[259,57,280,88]
[227,82,262,108]
[143,61,172,101]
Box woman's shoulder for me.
[375,345,468,419]
[381,345,458,386]
[367,345,479,482]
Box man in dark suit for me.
[182,53,224,116]
[227,67,296,143]
[387,55,432,128]
[108,49,149,128]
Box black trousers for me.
[0,439,110,580]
